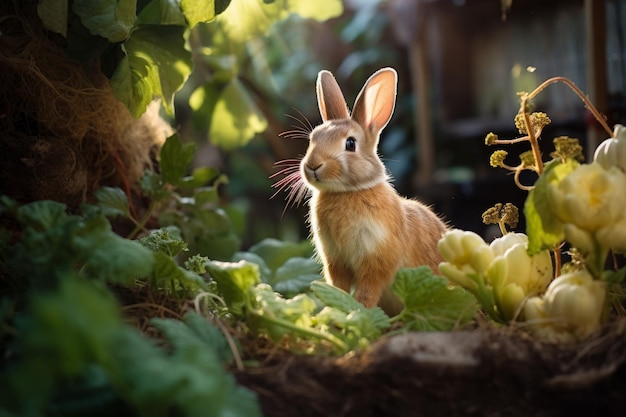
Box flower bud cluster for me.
[524,270,606,342]
[438,230,551,322]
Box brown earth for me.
[234,325,626,417]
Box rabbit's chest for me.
[311,195,389,265]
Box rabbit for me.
[275,67,447,316]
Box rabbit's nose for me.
[306,163,323,172]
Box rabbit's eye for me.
[345,137,356,152]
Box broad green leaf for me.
[108,322,261,417]
[393,267,477,331]
[215,0,342,45]
[18,275,122,376]
[309,280,361,312]
[214,0,281,44]
[151,312,232,364]
[248,238,314,271]
[160,134,195,185]
[73,0,136,42]
[94,187,129,218]
[37,0,68,37]
[208,78,268,150]
[206,260,260,316]
[16,200,68,230]
[253,285,316,325]
[232,251,272,283]
[74,215,154,284]
[139,172,170,200]
[272,257,321,298]
[310,282,390,350]
[180,0,232,27]
[110,25,192,117]
[137,0,186,25]
[525,159,579,254]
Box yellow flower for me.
[437,230,494,291]
[548,162,626,254]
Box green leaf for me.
[525,158,579,254]
[139,171,169,200]
[76,217,154,285]
[37,0,68,37]
[272,257,321,297]
[215,0,342,45]
[232,251,272,283]
[151,251,209,292]
[180,0,232,27]
[14,275,121,379]
[205,260,260,316]
[137,0,186,25]
[73,0,137,42]
[310,281,390,349]
[107,322,261,417]
[16,200,68,230]
[160,134,196,185]
[248,285,321,341]
[248,238,314,271]
[393,267,477,332]
[208,78,268,150]
[110,25,192,117]
[94,187,130,218]
[1,275,123,415]
[309,280,362,312]
[151,312,232,364]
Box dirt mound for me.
[235,326,626,417]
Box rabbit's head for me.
[301,68,398,193]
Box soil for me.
[234,325,626,417]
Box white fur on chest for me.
[313,212,388,267]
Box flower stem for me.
[526,76,613,137]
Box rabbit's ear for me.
[351,68,397,136]
[316,70,350,121]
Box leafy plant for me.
[36,0,343,151]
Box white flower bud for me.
[486,233,552,321]
[544,270,606,339]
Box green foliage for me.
[233,238,321,297]
[0,198,153,292]
[204,258,390,354]
[111,25,192,117]
[392,267,478,331]
[525,158,579,254]
[36,0,343,149]
[140,134,242,261]
[73,0,136,42]
[191,78,269,150]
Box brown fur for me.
[301,68,447,316]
